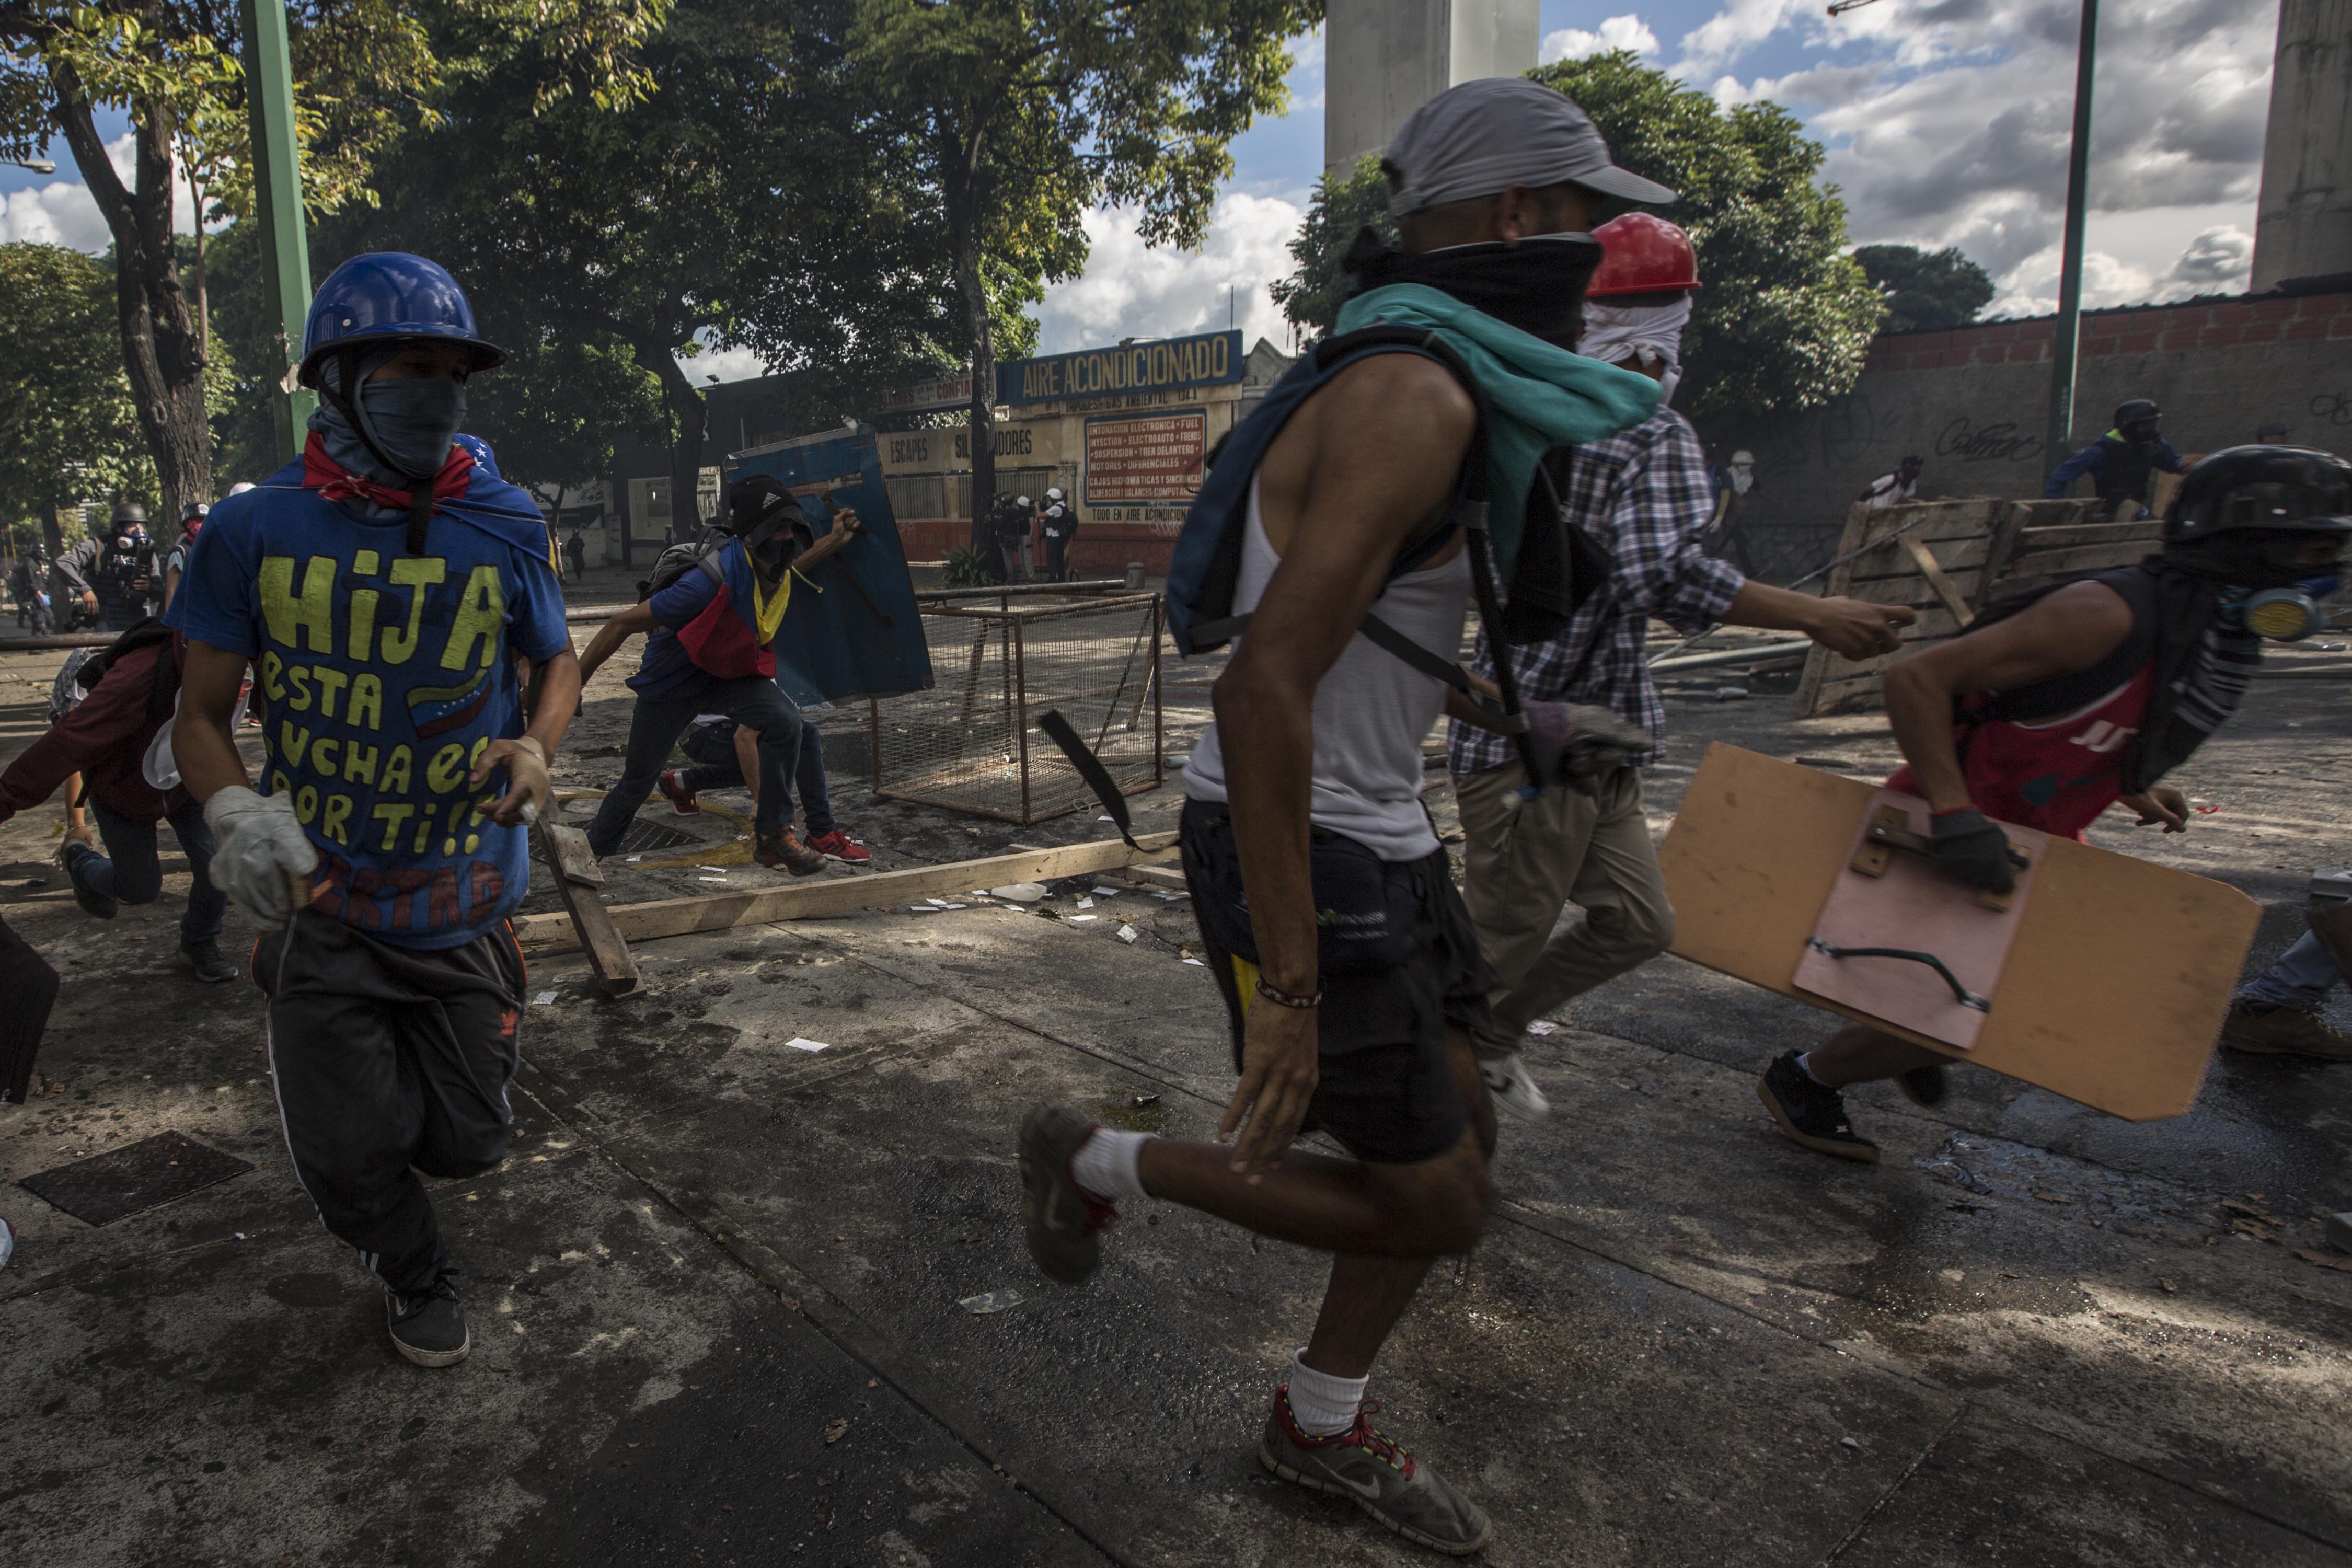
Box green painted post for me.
[238,0,315,460]
[2045,0,2099,476]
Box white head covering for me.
[1578,295,1693,406]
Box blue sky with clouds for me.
[4,3,2282,377]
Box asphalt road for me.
[3,615,2350,1567]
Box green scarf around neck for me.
[1333,282,1662,577]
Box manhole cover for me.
[18,1130,253,1226]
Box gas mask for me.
[2224,575,2343,642]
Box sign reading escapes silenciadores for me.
[999,330,1244,407]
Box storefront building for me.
[879,331,1295,575]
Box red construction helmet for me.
[1589,213,1701,297]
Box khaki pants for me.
[1452,763,1675,1062]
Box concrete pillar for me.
[2252,0,2352,291]
[1323,0,1540,175]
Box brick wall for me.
[1702,290,2352,578]
[1859,293,2352,375]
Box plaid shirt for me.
[1448,408,1743,773]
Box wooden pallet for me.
[1791,497,2141,717]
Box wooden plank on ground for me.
[536,823,640,994]
[513,831,1182,950]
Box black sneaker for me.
[178,938,237,984]
[1757,1051,1880,1163]
[59,841,117,920]
[386,1275,470,1367]
[1897,1064,1949,1107]
[1018,1105,1118,1285]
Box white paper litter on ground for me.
[907,905,937,913]
[1068,914,1098,923]
[1076,896,1094,909]
[785,1037,832,1053]
[1116,924,1138,943]
[990,883,1047,902]
[936,903,967,910]
[926,897,954,906]
[625,855,642,863]
[532,991,557,1005]
[1182,957,1206,967]
[1090,885,1122,896]
[1097,815,1114,822]
[1527,1020,1561,1036]
[959,1289,1022,1314]
[1152,891,1185,901]
[696,864,725,872]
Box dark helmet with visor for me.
[2164,445,2352,547]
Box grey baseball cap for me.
[1386,77,1677,216]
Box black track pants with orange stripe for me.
[253,910,527,1295]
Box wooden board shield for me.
[1658,743,2261,1120]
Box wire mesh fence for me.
[868,592,1163,823]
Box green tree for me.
[846,0,1316,541]
[1852,244,1993,335]
[1528,52,1883,417]
[0,0,669,520]
[0,242,157,551]
[336,0,956,535]
[1268,153,1393,340]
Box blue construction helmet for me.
[297,252,505,389]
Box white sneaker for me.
[1480,1052,1552,1121]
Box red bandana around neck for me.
[302,433,476,511]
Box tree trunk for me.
[946,135,995,553]
[49,77,211,521]
[637,333,710,553]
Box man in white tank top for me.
[1016,78,1685,1555]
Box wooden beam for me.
[1900,535,1976,629]
[514,831,1181,950]
[535,823,641,994]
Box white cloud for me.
[1674,0,1809,74]
[1779,0,2278,314]
[1541,15,1659,64]
[1289,22,1327,111]
[1033,192,1305,357]
[678,342,769,385]
[1,132,216,251]
[2161,224,2253,294]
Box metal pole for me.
[238,0,315,461]
[2045,0,2099,472]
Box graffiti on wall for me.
[1934,417,2044,464]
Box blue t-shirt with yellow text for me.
[170,443,570,948]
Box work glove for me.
[470,736,551,827]
[203,785,320,931]
[1522,700,1651,794]
[1928,808,2016,895]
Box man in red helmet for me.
[1450,211,1915,1121]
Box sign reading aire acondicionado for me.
[999,330,1244,407]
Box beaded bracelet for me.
[1254,979,1324,1010]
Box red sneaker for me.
[655,769,700,815]
[805,827,870,863]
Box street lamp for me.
[7,158,56,175]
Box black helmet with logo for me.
[2163,446,2352,546]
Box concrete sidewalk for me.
[4,645,2351,1565]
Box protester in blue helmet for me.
[165,251,580,1370]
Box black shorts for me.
[1180,797,1493,1165]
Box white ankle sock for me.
[1795,1051,1827,1086]
[1286,1351,1369,1438]
[1069,1127,1148,1202]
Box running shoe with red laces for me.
[1259,1390,1492,1555]
[655,769,700,815]
[1018,1105,1119,1284]
[805,827,871,863]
